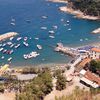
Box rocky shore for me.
[92,28,100,34]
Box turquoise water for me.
[0,0,100,67]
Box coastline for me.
[46,0,68,3]
[59,6,100,21]
[92,28,100,34]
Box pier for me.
[0,32,18,41]
[54,43,78,57]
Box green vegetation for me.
[71,0,100,16]
[16,69,53,100]
[89,60,100,75]
[55,86,100,100]
[54,69,66,91]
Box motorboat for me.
[10,44,15,48]
[34,37,39,40]
[52,25,58,29]
[0,48,4,52]
[8,57,12,62]
[17,37,22,41]
[68,28,71,31]
[23,51,40,59]
[49,30,55,34]
[24,37,28,41]
[1,56,4,59]
[41,27,47,30]
[42,16,47,19]
[7,42,12,45]
[10,22,15,26]
[10,37,14,41]
[15,44,20,48]
[49,35,55,39]
[37,45,42,50]
[23,42,29,47]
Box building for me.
[90,48,100,59]
[80,70,100,88]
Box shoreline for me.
[92,28,100,34]
[59,6,100,21]
[46,0,68,3]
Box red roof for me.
[91,48,100,53]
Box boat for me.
[7,42,12,45]
[67,20,69,23]
[10,22,15,26]
[68,28,71,31]
[15,44,20,48]
[26,20,31,23]
[10,37,14,41]
[49,30,55,34]
[8,57,12,62]
[61,19,64,21]
[6,50,14,54]
[23,51,40,59]
[23,42,29,47]
[24,37,28,41]
[34,37,39,40]
[3,49,7,53]
[11,18,15,22]
[42,16,47,19]
[0,48,4,52]
[1,56,4,59]
[41,27,47,30]
[17,37,22,41]
[49,35,55,39]
[2,43,6,47]
[37,45,42,50]
[10,44,15,48]
[53,25,58,29]
[0,44,2,47]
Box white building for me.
[90,48,100,59]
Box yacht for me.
[37,45,42,50]
[42,16,47,19]
[10,22,15,26]
[23,51,40,59]
[68,28,71,31]
[53,25,58,29]
[1,56,4,59]
[24,37,28,41]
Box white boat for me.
[8,57,12,61]
[15,44,20,48]
[0,44,2,47]
[42,16,47,19]
[49,35,55,39]
[0,48,4,52]
[10,44,15,48]
[37,45,42,50]
[61,19,64,21]
[1,56,4,59]
[11,18,15,22]
[49,30,55,34]
[80,39,83,42]
[2,43,6,47]
[11,22,15,26]
[24,37,28,41]
[35,37,39,40]
[17,37,22,41]
[10,37,14,41]
[67,20,69,23]
[3,49,7,53]
[23,51,40,59]
[23,42,29,47]
[53,25,58,29]
[41,27,47,30]
[68,28,71,31]
[7,42,12,45]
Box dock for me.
[0,32,18,41]
[54,43,78,57]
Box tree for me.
[56,74,66,91]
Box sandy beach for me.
[59,6,100,21]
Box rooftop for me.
[91,48,100,53]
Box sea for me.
[0,0,100,67]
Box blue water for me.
[0,0,100,67]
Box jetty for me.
[92,28,100,34]
[0,32,18,41]
[54,43,78,57]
